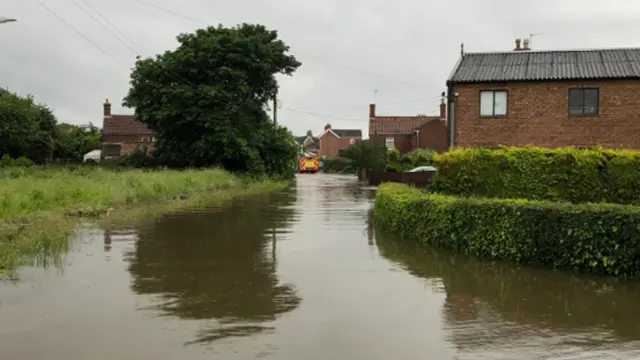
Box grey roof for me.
[333,129,362,138]
[448,48,640,84]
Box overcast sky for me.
[3,0,640,137]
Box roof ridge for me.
[464,46,640,55]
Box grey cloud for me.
[2,0,639,136]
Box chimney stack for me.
[369,103,376,118]
[514,38,522,51]
[439,95,447,122]
[324,123,331,131]
[103,98,111,117]
[523,38,531,51]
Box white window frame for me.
[385,137,395,149]
[141,136,150,142]
[480,90,508,117]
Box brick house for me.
[446,40,640,149]
[101,98,155,157]
[368,100,449,153]
[317,124,362,158]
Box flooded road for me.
[2,174,640,359]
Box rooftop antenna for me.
[529,32,543,47]
[460,42,464,56]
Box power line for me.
[281,107,363,122]
[127,1,430,87]
[79,0,142,52]
[69,0,139,55]
[32,0,118,61]
[132,0,209,25]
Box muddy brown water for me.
[2,174,640,359]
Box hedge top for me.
[431,146,640,205]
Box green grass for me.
[0,166,290,277]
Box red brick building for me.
[317,124,362,158]
[446,41,640,149]
[368,100,449,153]
[101,98,155,157]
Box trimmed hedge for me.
[431,146,640,205]
[374,183,640,277]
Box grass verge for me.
[0,167,290,277]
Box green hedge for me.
[321,157,355,174]
[386,148,436,172]
[374,183,640,277]
[431,146,640,205]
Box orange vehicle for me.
[299,153,319,173]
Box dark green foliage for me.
[321,157,354,174]
[54,123,102,161]
[123,23,300,178]
[386,148,436,172]
[375,183,640,277]
[432,146,640,205]
[0,154,34,168]
[343,139,387,176]
[0,89,57,164]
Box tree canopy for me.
[343,139,388,175]
[0,89,57,164]
[123,23,301,177]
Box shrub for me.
[386,148,436,172]
[0,154,34,168]
[431,146,640,205]
[374,183,640,277]
[321,157,354,173]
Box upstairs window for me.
[385,137,395,149]
[480,90,508,116]
[569,88,599,116]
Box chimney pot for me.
[324,123,331,131]
[104,97,112,117]
[440,97,447,121]
[369,103,376,118]
[523,38,531,50]
[514,38,522,51]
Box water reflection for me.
[125,190,300,345]
[374,228,640,357]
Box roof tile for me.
[103,115,154,135]
[449,48,640,83]
[370,116,439,135]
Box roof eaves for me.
[446,54,465,84]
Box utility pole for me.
[273,86,278,126]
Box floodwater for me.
[2,175,640,359]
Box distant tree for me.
[0,89,57,163]
[343,139,387,178]
[123,23,301,177]
[53,122,102,160]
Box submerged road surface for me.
[2,174,640,359]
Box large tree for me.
[124,23,301,176]
[0,89,57,163]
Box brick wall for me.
[102,134,155,156]
[317,133,358,157]
[371,120,449,154]
[452,80,640,149]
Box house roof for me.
[103,115,154,135]
[295,135,318,145]
[318,128,362,139]
[370,116,440,135]
[448,47,640,84]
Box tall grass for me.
[0,166,290,276]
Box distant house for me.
[368,100,449,154]
[317,124,362,158]
[296,130,319,154]
[446,39,640,149]
[101,98,155,158]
